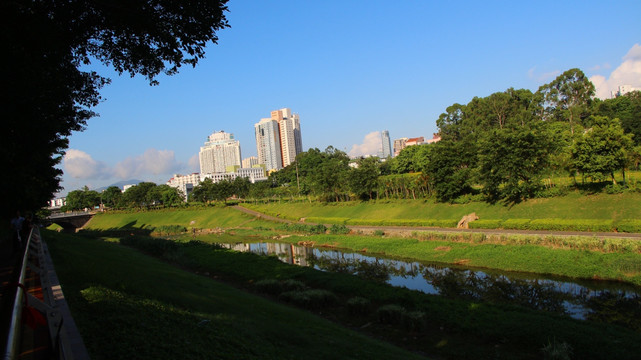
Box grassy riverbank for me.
[270,232,641,286]
[242,191,641,232]
[45,230,425,360]
[85,204,641,286]
[46,228,641,359]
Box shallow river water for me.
[217,241,641,326]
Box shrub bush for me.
[306,217,350,225]
[153,225,187,235]
[376,304,406,325]
[346,296,371,316]
[279,289,338,310]
[281,279,307,292]
[605,183,626,194]
[616,219,641,233]
[346,218,458,228]
[254,279,307,295]
[402,311,426,332]
[529,219,614,232]
[501,219,531,230]
[469,219,502,229]
[253,279,283,295]
[535,186,570,198]
[329,224,351,234]
[281,223,327,234]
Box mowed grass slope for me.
[45,231,425,360]
[243,192,641,223]
[85,206,269,231]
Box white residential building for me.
[167,173,201,199]
[48,197,66,209]
[255,118,283,171]
[199,131,242,174]
[202,167,267,184]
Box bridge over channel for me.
[47,211,95,231]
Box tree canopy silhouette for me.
[1,0,229,217]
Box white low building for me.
[202,167,267,184]
[167,173,201,199]
[168,167,267,200]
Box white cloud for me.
[591,43,641,99]
[63,148,183,182]
[63,149,111,179]
[348,131,381,158]
[113,149,181,179]
[528,67,561,83]
[188,154,200,172]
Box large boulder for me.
[457,213,479,229]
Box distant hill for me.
[96,179,143,192]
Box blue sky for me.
[59,0,641,195]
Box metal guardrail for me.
[2,227,32,360]
[48,211,94,219]
[2,226,87,360]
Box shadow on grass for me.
[53,229,641,360]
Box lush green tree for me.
[64,186,101,211]
[595,91,641,145]
[121,182,157,208]
[248,180,272,200]
[213,180,233,203]
[436,103,467,141]
[2,0,229,218]
[232,177,251,200]
[572,116,633,183]
[391,145,422,173]
[101,186,123,208]
[190,178,214,203]
[629,145,641,171]
[348,157,381,200]
[537,68,595,133]
[309,147,350,202]
[477,123,552,203]
[426,139,476,203]
[155,184,184,207]
[545,122,578,179]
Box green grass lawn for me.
[86,206,273,231]
[243,191,641,223]
[45,231,426,360]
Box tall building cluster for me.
[255,108,303,172]
[168,108,303,199]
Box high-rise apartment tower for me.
[255,108,303,171]
[381,130,392,158]
[199,131,242,174]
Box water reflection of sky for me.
[217,241,641,321]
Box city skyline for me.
[59,1,641,195]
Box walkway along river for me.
[217,241,641,330]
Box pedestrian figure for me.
[10,211,25,253]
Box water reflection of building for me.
[219,242,314,267]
